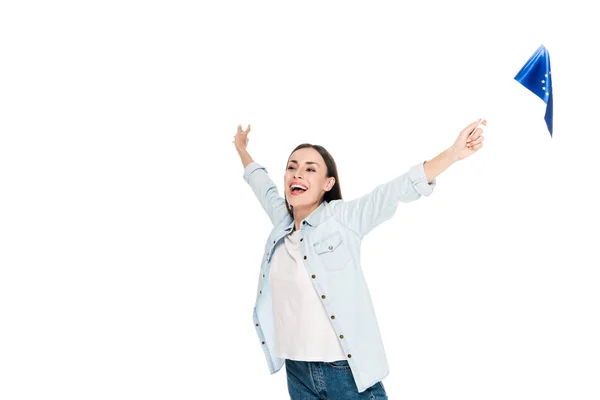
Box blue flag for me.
[514,45,553,136]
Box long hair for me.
[285,143,342,218]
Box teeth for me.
[291,184,307,190]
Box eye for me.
[287,166,295,170]
[307,168,316,172]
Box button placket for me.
[301,229,349,359]
[311,268,350,360]
[254,317,264,346]
[328,312,350,360]
[299,225,349,359]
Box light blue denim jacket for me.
[243,160,436,393]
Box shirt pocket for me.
[312,231,351,271]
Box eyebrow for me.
[289,160,320,167]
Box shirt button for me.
[256,323,259,326]
[302,221,306,225]
[303,256,307,260]
[262,341,265,344]
[300,238,303,242]
[259,290,262,294]
[321,295,326,299]
[328,245,333,250]
[347,354,352,358]
[311,274,316,279]
[331,315,335,320]
[339,334,344,339]
[273,240,275,243]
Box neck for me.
[292,202,322,231]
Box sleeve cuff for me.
[407,162,436,196]
[243,162,267,183]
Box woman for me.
[233,120,486,399]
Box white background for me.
[1,1,599,399]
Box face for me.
[285,147,335,210]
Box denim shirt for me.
[243,160,436,393]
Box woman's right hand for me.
[233,124,251,152]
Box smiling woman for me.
[284,144,342,229]
[232,121,485,399]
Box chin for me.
[287,200,301,208]
[289,200,313,209]
[287,197,304,208]
[287,191,318,209]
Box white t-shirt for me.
[269,229,346,362]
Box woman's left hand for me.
[449,119,487,161]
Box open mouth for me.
[290,183,307,195]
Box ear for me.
[324,177,336,192]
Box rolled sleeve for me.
[407,161,436,196]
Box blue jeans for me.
[285,359,388,399]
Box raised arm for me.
[234,124,254,168]
[234,124,289,226]
[331,162,436,238]
[331,119,486,237]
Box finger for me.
[461,119,482,138]
[237,124,243,134]
[467,119,481,131]
[467,129,484,142]
[467,135,484,146]
[474,119,487,136]
[467,136,484,146]
[244,123,251,135]
[470,143,484,151]
[473,120,488,135]
[467,129,480,141]
[469,119,488,139]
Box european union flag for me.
[514,45,553,136]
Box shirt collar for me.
[283,201,329,232]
